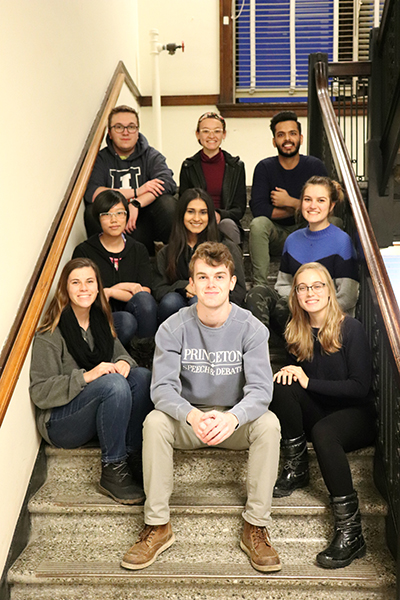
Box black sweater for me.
[296,317,373,407]
[72,235,152,311]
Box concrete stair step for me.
[9,544,395,599]
[9,445,396,599]
[44,445,377,487]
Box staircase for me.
[6,196,397,599]
[7,441,396,599]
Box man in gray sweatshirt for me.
[121,242,281,573]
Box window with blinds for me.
[235,0,383,102]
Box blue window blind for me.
[235,0,334,100]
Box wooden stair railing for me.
[0,61,141,427]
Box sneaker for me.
[240,520,281,572]
[99,460,145,505]
[121,523,175,570]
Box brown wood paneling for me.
[218,102,309,118]
[140,94,220,107]
[220,0,234,105]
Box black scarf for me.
[58,304,114,371]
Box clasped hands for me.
[186,408,238,446]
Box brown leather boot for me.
[121,523,175,570]
[240,520,281,572]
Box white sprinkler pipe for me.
[150,29,163,152]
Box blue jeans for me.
[47,367,153,463]
[158,292,197,324]
[113,291,158,346]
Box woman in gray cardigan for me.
[29,258,152,505]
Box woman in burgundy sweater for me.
[179,112,246,245]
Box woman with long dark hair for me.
[270,262,376,569]
[30,258,153,504]
[153,188,246,323]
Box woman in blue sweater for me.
[270,263,376,569]
[246,176,359,331]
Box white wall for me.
[0,0,310,576]
[136,0,308,183]
[0,0,141,575]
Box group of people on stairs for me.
[29,105,376,574]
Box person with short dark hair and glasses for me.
[84,105,176,254]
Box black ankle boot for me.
[273,433,309,498]
[99,460,144,505]
[316,491,366,569]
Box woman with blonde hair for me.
[270,262,376,569]
[30,258,153,505]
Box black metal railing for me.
[328,71,370,181]
[308,53,400,574]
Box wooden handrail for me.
[0,61,141,427]
[314,60,400,370]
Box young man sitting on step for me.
[121,241,281,573]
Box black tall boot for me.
[316,491,366,568]
[273,433,309,498]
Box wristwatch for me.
[129,199,141,210]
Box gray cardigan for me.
[30,326,135,443]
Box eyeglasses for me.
[99,210,127,220]
[199,128,224,135]
[295,282,326,295]
[110,124,139,133]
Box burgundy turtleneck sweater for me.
[200,149,225,209]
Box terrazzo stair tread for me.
[9,532,394,588]
[8,586,397,600]
[27,512,387,558]
[44,445,376,483]
[29,479,386,516]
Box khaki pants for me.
[143,407,281,526]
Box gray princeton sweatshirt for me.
[151,303,273,426]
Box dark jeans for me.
[270,381,377,496]
[47,367,153,463]
[157,292,197,324]
[84,194,177,254]
[112,291,158,346]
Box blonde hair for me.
[38,258,116,336]
[285,262,345,362]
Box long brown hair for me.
[38,258,116,335]
[285,262,345,362]
[166,188,219,283]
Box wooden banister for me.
[0,61,141,427]
[314,60,400,371]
